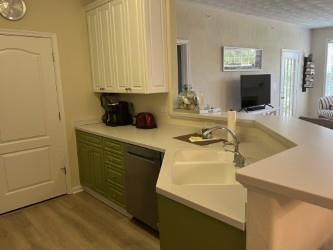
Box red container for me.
[135,112,157,129]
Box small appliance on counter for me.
[135,112,157,129]
[100,94,132,127]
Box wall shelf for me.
[302,54,315,92]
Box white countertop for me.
[76,123,247,230]
[76,115,333,231]
[236,116,333,210]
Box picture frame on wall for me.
[222,46,263,72]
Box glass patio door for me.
[280,49,301,117]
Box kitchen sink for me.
[174,149,233,164]
[172,149,240,186]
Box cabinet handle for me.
[100,87,105,91]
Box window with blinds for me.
[325,41,333,96]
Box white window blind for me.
[325,41,333,96]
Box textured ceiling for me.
[179,0,333,29]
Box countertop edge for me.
[236,173,333,211]
[76,125,166,153]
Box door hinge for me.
[61,167,67,175]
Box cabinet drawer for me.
[105,167,124,186]
[104,153,124,169]
[106,182,126,207]
[103,138,123,154]
[76,131,102,147]
[104,150,123,160]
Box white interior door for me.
[0,34,67,214]
[280,49,301,117]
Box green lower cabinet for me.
[76,130,126,208]
[105,181,126,208]
[103,137,126,208]
[76,131,105,195]
[77,141,92,188]
[158,195,246,250]
[88,146,105,195]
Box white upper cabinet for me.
[86,0,168,94]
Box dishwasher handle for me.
[126,151,159,165]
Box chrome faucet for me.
[202,126,246,168]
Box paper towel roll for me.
[227,111,237,143]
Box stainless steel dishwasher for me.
[124,144,162,230]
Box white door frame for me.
[0,29,72,194]
[280,49,301,117]
[324,40,333,97]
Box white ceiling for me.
[180,0,333,29]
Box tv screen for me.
[241,74,271,109]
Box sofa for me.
[318,96,333,119]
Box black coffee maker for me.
[101,94,132,127]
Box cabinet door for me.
[123,0,146,93]
[145,0,168,93]
[77,142,94,188]
[98,3,116,92]
[110,0,130,92]
[88,145,105,195]
[87,3,116,92]
[87,9,104,92]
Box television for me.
[241,74,271,110]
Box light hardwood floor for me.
[0,192,160,250]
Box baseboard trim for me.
[71,185,84,194]
[83,186,132,218]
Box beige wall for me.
[175,1,311,115]
[309,27,333,116]
[0,0,103,188]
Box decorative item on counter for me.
[176,84,200,112]
[198,92,206,110]
[199,105,222,114]
[227,110,237,143]
[302,54,315,92]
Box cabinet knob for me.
[100,87,105,91]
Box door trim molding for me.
[280,49,301,117]
[0,29,72,194]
